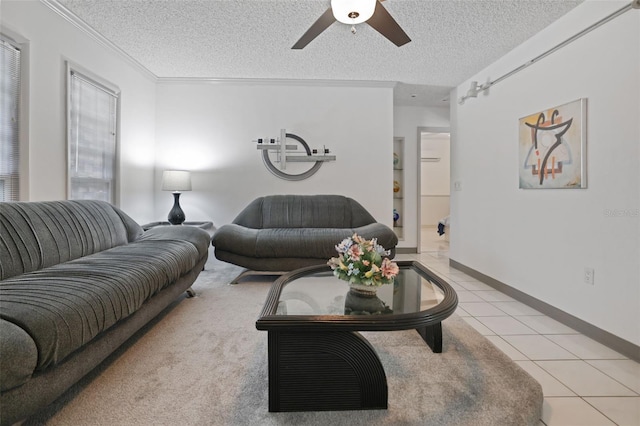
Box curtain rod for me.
[459,0,639,104]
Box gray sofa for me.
[211,195,398,281]
[0,200,210,425]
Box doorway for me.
[417,127,450,253]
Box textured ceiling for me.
[55,0,583,106]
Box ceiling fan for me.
[292,0,411,49]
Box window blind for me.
[68,69,118,203]
[0,37,21,202]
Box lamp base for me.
[167,192,186,225]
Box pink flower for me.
[348,244,363,261]
[381,258,399,279]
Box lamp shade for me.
[161,170,192,192]
[331,0,376,24]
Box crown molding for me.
[40,0,158,82]
[156,77,397,88]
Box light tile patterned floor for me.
[395,229,640,425]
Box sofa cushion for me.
[214,251,332,272]
[0,200,143,281]
[213,223,396,259]
[0,237,201,373]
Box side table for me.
[141,221,215,235]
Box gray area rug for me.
[26,258,542,425]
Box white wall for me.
[155,81,394,229]
[1,1,157,222]
[393,105,449,249]
[451,0,640,345]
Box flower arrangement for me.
[327,234,399,287]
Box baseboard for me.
[396,247,418,254]
[449,259,640,362]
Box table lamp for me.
[161,170,191,225]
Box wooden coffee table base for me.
[257,262,458,412]
[267,330,387,412]
[417,322,443,353]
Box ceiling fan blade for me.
[366,1,411,47]
[292,7,336,49]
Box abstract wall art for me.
[519,98,587,189]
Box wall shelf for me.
[256,144,298,150]
[393,137,405,241]
[286,155,336,162]
[258,145,335,162]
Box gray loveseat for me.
[0,200,210,425]
[211,195,398,281]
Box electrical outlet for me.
[454,181,462,191]
[584,268,595,285]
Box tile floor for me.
[394,228,640,426]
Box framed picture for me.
[519,98,587,189]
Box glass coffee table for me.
[255,260,458,412]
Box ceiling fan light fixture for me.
[331,0,377,25]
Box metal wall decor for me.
[255,129,336,181]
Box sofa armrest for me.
[211,224,258,257]
[0,319,38,392]
[110,206,144,242]
[138,226,211,259]
[231,198,264,228]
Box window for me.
[0,36,21,202]
[67,67,119,203]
